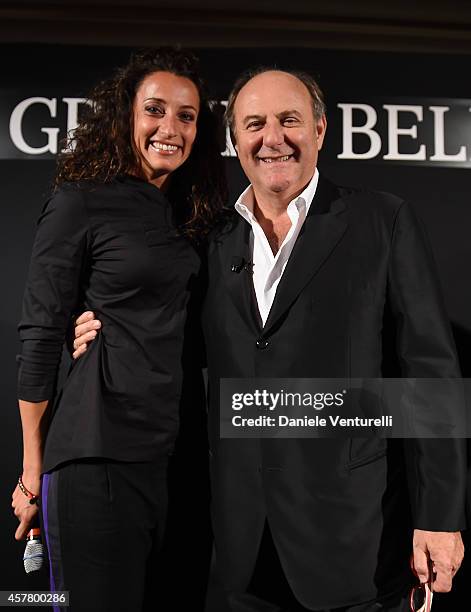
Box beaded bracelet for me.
[18,476,39,505]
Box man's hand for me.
[412,529,464,592]
[73,311,101,359]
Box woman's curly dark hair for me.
[55,47,227,240]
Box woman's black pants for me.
[41,459,171,611]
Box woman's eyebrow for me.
[143,97,198,112]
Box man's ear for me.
[230,131,239,156]
[316,114,327,151]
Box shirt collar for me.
[235,168,319,224]
[116,173,172,207]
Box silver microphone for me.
[23,527,44,573]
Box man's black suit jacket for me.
[202,175,467,610]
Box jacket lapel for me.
[263,176,348,335]
[217,215,262,334]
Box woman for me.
[12,47,226,610]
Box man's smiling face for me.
[232,70,327,203]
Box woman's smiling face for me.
[132,71,200,189]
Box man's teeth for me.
[151,142,179,151]
[261,155,291,163]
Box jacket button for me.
[256,338,269,350]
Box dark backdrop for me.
[1,44,470,608]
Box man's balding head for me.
[225,67,326,146]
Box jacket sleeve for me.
[388,199,466,531]
[17,187,91,403]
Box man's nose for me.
[263,121,284,148]
[159,113,177,138]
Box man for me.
[74,68,466,611]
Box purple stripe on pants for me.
[41,472,62,612]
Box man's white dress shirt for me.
[234,169,319,326]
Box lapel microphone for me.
[231,256,253,274]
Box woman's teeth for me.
[151,142,179,152]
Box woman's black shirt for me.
[17,175,201,473]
